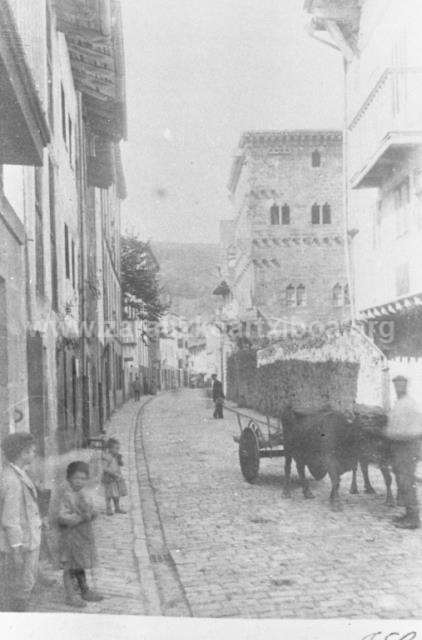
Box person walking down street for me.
[133,375,142,401]
[0,433,42,611]
[101,438,127,516]
[386,375,422,530]
[50,461,103,608]
[211,374,225,419]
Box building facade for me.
[0,0,127,464]
[224,130,349,338]
[305,0,422,398]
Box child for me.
[51,461,103,607]
[0,433,41,612]
[101,438,127,516]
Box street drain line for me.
[134,403,193,617]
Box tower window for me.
[312,150,321,167]
[270,204,280,225]
[281,204,290,225]
[332,283,343,307]
[311,203,320,224]
[297,284,306,307]
[322,203,331,224]
[286,284,295,307]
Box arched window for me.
[286,284,295,307]
[281,203,290,225]
[270,204,280,225]
[296,284,306,307]
[312,150,321,167]
[322,203,331,224]
[333,283,342,307]
[344,284,350,306]
[311,203,320,224]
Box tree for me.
[121,234,169,321]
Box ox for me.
[281,406,393,510]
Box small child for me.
[51,461,103,608]
[101,438,127,516]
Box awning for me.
[360,292,422,320]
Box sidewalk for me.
[30,396,160,615]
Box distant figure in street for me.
[386,375,422,530]
[132,375,142,401]
[211,374,225,419]
[50,461,103,607]
[0,433,41,611]
[101,438,127,516]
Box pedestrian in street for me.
[50,461,103,607]
[211,373,225,419]
[386,375,422,530]
[132,375,142,401]
[101,438,127,516]
[0,432,42,611]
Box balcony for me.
[349,68,422,189]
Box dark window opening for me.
[64,223,70,279]
[61,84,66,142]
[344,284,350,306]
[311,203,320,224]
[35,168,44,295]
[71,239,75,289]
[270,204,280,225]
[286,284,295,307]
[333,283,342,307]
[322,203,331,224]
[297,284,306,307]
[68,116,73,164]
[281,204,290,225]
[312,150,321,167]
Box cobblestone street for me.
[140,389,422,619]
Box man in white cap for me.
[386,375,422,529]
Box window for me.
[286,284,295,307]
[71,239,76,289]
[322,203,331,224]
[35,168,44,295]
[344,284,350,306]
[281,204,290,225]
[270,204,280,225]
[68,116,73,164]
[49,159,58,310]
[177,338,183,349]
[311,203,320,224]
[61,84,66,143]
[394,177,410,236]
[333,283,342,307]
[64,223,70,279]
[312,150,321,167]
[296,284,306,307]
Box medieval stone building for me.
[224,130,350,338]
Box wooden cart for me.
[226,406,285,483]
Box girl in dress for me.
[51,461,103,607]
[101,438,127,516]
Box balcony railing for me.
[349,68,422,189]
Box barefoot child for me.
[101,438,127,516]
[51,461,103,607]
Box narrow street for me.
[137,389,422,619]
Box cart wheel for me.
[239,426,260,483]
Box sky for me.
[121,0,344,244]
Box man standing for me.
[0,433,42,610]
[386,375,422,530]
[211,374,225,419]
[133,375,142,401]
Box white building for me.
[305,0,422,399]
